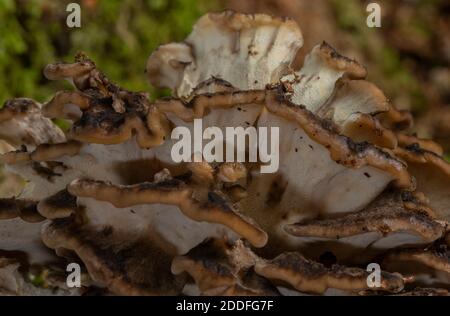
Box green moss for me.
[28,272,45,287]
[0,0,219,105]
[444,153,450,163]
[52,118,71,132]
[331,0,362,31]
[330,0,427,113]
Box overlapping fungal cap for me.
[284,190,445,262]
[0,140,23,199]
[0,10,449,296]
[65,169,267,249]
[147,10,303,98]
[2,60,270,298]
[41,217,186,295]
[43,54,170,147]
[0,99,67,265]
[251,87,412,215]
[145,10,450,293]
[280,42,367,113]
[393,139,450,221]
[0,189,54,265]
[173,238,405,295]
[0,54,263,292]
[0,98,66,259]
[254,252,405,295]
[172,238,280,296]
[147,12,422,257]
[0,141,85,206]
[147,10,449,258]
[0,98,65,148]
[382,240,450,289]
[0,198,44,223]
[279,42,412,136]
[1,58,266,275]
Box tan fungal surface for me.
[0,98,65,148]
[254,252,405,294]
[283,191,445,262]
[67,175,268,248]
[147,11,304,98]
[41,217,186,295]
[173,238,405,295]
[172,238,280,296]
[382,243,450,290]
[0,10,449,295]
[394,143,450,221]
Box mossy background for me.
[0,0,445,107]
[0,0,218,104]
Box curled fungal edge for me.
[0,10,449,295]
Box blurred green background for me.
[0,0,219,103]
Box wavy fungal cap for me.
[147,11,303,98]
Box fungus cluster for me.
[0,11,448,295]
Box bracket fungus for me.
[0,10,449,295]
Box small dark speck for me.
[299,136,303,139]
[130,209,136,214]
[295,148,298,152]
[309,144,314,150]
[364,172,371,178]
[254,80,258,84]
[237,107,242,111]
[319,251,336,268]
[245,121,250,125]
[102,226,113,236]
